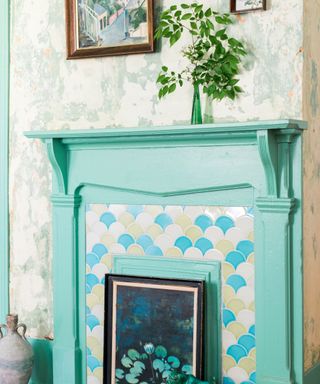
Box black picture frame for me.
[104,274,205,384]
[230,0,267,14]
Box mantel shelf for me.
[25,119,307,200]
[25,119,306,142]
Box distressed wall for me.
[9,0,304,340]
[303,0,320,372]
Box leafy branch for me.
[155,3,247,101]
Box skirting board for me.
[304,363,320,384]
[29,338,53,384]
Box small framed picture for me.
[230,0,267,13]
[104,274,204,384]
[65,0,154,59]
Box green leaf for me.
[161,14,172,21]
[162,370,172,379]
[181,13,192,20]
[190,21,197,30]
[162,28,172,38]
[169,83,176,93]
[182,365,193,374]
[169,30,181,46]
[160,76,169,85]
[116,369,125,379]
[206,19,214,30]
[205,8,212,17]
[159,20,168,27]
[168,356,180,368]
[121,356,133,368]
[163,85,169,96]
[162,66,168,72]
[170,34,177,46]
[229,79,239,85]
[130,361,145,375]
[155,345,167,358]
[181,3,189,9]
[128,349,140,361]
[215,16,225,24]
[216,28,226,37]
[153,359,165,372]
[125,374,139,384]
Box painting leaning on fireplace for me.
[104,275,204,384]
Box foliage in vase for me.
[155,3,247,101]
[116,342,193,384]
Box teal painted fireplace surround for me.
[26,120,310,384]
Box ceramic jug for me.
[0,314,34,384]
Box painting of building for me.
[77,0,148,49]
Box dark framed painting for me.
[104,274,204,384]
[65,0,154,59]
[230,0,267,13]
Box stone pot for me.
[0,314,34,384]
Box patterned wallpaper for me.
[86,205,254,384]
[9,0,303,342]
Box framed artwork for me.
[113,255,222,382]
[104,274,204,384]
[65,0,154,59]
[230,0,267,13]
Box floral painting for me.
[230,0,266,13]
[104,275,204,384]
[66,0,154,58]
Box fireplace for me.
[26,120,306,384]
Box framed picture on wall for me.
[65,0,154,59]
[230,0,267,13]
[104,274,204,384]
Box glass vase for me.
[191,83,202,125]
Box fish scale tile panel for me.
[86,205,255,384]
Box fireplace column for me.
[51,194,82,383]
[255,198,296,384]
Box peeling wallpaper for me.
[9,0,303,341]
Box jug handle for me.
[0,324,7,339]
[17,323,27,340]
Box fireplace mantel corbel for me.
[26,120,307,384]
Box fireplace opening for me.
[86,205,255,384]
